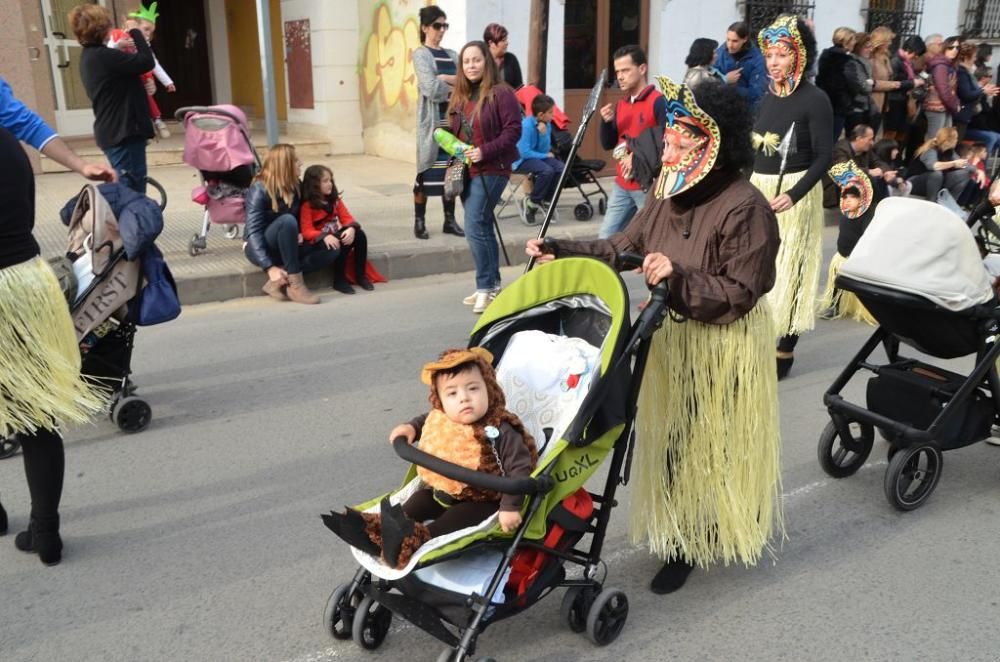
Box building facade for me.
[2,0,975,166]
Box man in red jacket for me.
[598,45,667,238]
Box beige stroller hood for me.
[839,197,994,312]
[66,185,140,341]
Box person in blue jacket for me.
[513,94,564,224]
[0,76,116,181]
[714,21,767,115]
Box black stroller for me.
[0,181,170,460]
[818,196,1000,510]
[323,254,672,661]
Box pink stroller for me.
[175,105,260,256]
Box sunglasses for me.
[431,22,449,30]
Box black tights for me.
[333,228,369,281]
[777,334,799,353]
[20,428,65,521]
[402,488,499,538]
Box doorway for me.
[39,0,105,135]
[563,0,649,172]
[224,0,286,121]
[150,0,213,118]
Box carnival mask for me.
[652,76,720,199]
[828,160,874,219]
[759,16,806,97]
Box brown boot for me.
[286,273,320,305]
[261,278,288,301]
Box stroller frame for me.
[819,275,1000,511]
[325,258,670,660]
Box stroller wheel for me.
[598,197,607,215]
[113,396,152,433]
[188,234,206,257]
[817,420,874,478]
[560,585,595,633]
[352,595,392,650]
[585,587,628,646]
[0,435,21,460]
[884,444,943,511]
[224,224,241,240]
[574,202,594,221]
[323,583,361,640]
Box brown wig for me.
[426,349,539,499]
[69,3,113,46]
[301,164,339,211]
[448,41,503,119]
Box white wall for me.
[920,0,963,39]
[206,0,232,104]
[649,0,742,82]
[546,0,564,107]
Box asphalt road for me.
[2,254,1000,662]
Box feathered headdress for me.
[128,2,159,24]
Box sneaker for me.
[154,118,171,139]
[472,291,492,314]
[524,199,540,226]
[463,287,500,305]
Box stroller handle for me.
[174,105,245,125]
[392,437,553,495]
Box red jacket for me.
[598,84,667,190]
[299,198,357,244]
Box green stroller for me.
[322,255,669,661]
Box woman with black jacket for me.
[816,27,857,140]
[70,4,154,194]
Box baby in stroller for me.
[324,347,537,569]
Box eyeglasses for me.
[431,22,449,30]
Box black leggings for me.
[778,334,799,353]
[402,488,499,538]
[333,228,369,280]
[20,428,65,520]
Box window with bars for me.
[863,0,925,43]
[963,0,1000,40]
[742,1,816,37]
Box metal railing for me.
[741,0,816,36]
[863,0,925,43]
[963,0,1000,40]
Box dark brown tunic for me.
[554,170,781,325]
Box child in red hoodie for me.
[299,165,382,293]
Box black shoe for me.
[414,217,429,240]
[333,280,356,295]
[15,516,62,566]
[650,557,694,594]
[321,509,380,556]
[777,355,794,380]
[356,278,375,291]
[0,499,7,536]
[442,215,465,237]
[379,497,414,567]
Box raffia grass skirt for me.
[0,257,105,438]
[817,252,877,326]
[629,302,783,568]
[750,169,824,337]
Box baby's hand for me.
[498,510,522,533]
[389,423,416,444]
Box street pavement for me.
[3,229,1000,661]
[32,150,605,306]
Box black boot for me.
[15,515,62,566]
[0,497,7,536]
[650,557,694,594]
[322,509,381,557]
[777,354,794,380]
[414,216,429,240]
[442,213,465,237]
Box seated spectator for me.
[824,124,904,205]
[683,38,724,90]
[955,142,991,207]
[243,144,328,305]
[906,126,981,201]
[873,137,912,195]
[513,94,565,225]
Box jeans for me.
[598,183,647,238]
[103,137,148,194]
[907,169,971,201]
[263,214,342,275]
[965,128,1000,157]
[515,157,564,203]
[461,174,508,291]
[925,111,952,140]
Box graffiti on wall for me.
[359,1,422,130]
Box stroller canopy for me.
[840,197,994,312]
[180,104,256,173]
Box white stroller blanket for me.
[840,197,994,312]
[352,330,600,582]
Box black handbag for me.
[443,111,474,200]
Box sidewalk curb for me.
[174,234,594,306]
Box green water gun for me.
[434,128,472,164]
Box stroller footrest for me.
[364,585,459,647]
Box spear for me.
[775,121,796,197]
